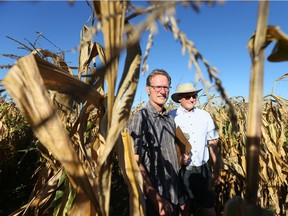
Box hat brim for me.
[171,89,202,103]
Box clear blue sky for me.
[1,1,287,106]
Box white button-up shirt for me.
[170,106,219,167]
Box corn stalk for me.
[246,0,269,206]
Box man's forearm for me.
[209,139,220,171]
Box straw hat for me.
[171,83,202,103]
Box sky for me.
[0,1,288,107]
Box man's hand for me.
[155,196,174,216]
[180,152,191,165]
[211,170,223,185]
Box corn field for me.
[0,1,288,216]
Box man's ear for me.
[146,86,150,95]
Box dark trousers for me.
[178,164,215,208]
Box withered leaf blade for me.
[119,130,145,216]
[1,54,100,212]
[267,39,288,62]
[33,54,104,109]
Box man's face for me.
[146,74,170,109]
[178,93,197,111]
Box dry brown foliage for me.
[1,1,287,216]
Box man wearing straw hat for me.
[169,83,220,216]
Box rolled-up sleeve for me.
[127,112,143,156]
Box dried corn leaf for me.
[93,1,125,129]
[33,54,104,109]
[96,29,141,168]
[119,130,145,216]
[259,159,268,183]
[69,103,98,179]
[92,2,126,214]
[32,48,72,74]
[10,168,64,216]
[266,26,288,62]
[262,126,286,168]
[79,25,94,76]
[69,186,97,216]
[240,155,247,176]
[2,54,100,212]
[78,25,107,87]
[96,24,142,215]
[268,187,281,214]
[231,161,245,178]
[268,124,277,144]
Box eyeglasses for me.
[180,94,197,99]
[149,85,171,92]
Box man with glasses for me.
[169,83,220,216]
[127,69,179,216]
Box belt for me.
[184,164,206,171]
[185,166,198,171]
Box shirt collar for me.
[178,105,196,114]
[147,102,168,117]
